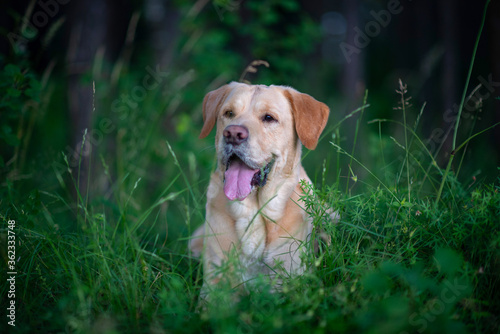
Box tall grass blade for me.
[435,0,490,205]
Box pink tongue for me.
[224,159,258,201]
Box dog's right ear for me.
[199,84,231,139]
[284,88,330,150]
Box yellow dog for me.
[190,82,329,297]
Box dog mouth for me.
[223,154,274,201]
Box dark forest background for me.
[1,0,499,195]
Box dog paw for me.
[240,237,266,259]
[236,217,266,259]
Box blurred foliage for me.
[175,0,321,87]
[0,58,41,170]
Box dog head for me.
[200,82,329,201]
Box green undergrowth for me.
[1,65,500,334]
[1,62,499,333]
[1,139,499,333]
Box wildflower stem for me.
[451,0,490,151]
[436,0,490,206]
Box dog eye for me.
[262,114,276,123]
[224,110,234,118]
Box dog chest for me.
[227,200,267,259]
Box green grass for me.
[2,158,500,333]
[1,69,499,333]
[1,81,499,332]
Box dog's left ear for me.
[284,88,330,150]
[199,84,232,139]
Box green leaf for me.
[361,271,391,294]
[1,125,20,146]
[7,87,21,98]
[434,248,463,277]
[4,64,21,76]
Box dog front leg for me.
[198,208,239,300]
[235,216,266,261]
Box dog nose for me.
[223,125,249,145]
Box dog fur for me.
[190,82,329,297]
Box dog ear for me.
[199,84,232,139]
[284,88,330,150]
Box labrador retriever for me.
[190,81,329,298]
